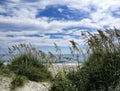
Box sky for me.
[0,0,120,54]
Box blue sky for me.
[0,0,120,54]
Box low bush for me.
[0,61,14,77]
[11,75,28,90]
[49,28,120,91]
[67,29,120,91]
[7,44,53,82]
[50,71,77,91]
[67,52,120,91]
[9,63,52,82]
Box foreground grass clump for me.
[9,54,52,82]
[11,75,28,90]
[50,28,120,91]
[67,52,120,91]
[7,44,53,82]
[50,71,77,91]
[0,59,14,77]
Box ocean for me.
[52,54,85,63]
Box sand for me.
[48,63,80,76]
[0,76,50,91]
[0,63,79,91]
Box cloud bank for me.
[0,0,120,53]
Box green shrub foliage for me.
[50,71,78,91]
[50,28,120,91]
[11,75,28,89]
[8,43,53,82]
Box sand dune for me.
[0,63,79,91]
[0,76,49,91]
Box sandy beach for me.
[48,63,80,76]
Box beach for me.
[0,63,79,91]
[48,63,80,76]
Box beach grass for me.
[49,28,120,91]
[0,28,120,91]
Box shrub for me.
[0,61,3,67]
[67,52,120,91]
[10,64,52,82]
[0,60,14,77]
[11,75,28,90]
[67,28,120,91]
[50,71,77,91]
[7,43,53,82]
[0,67,14,77]
[50,28,120,91]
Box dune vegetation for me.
[0,43,53,90]
[50,28,120,91]
[0,28,120,91]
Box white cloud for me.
[0,0,120,53]
[0,6,6,13]
[1,0,120,29]
[58,8,63,12]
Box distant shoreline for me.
[47,63,82,76]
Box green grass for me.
[11,75,28,90]
[0,28,120,91]
[7,43,53,82]
[8,54,53,82]
[0,43,53,89]
[50,28,120,91]
[50,71,77,91]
